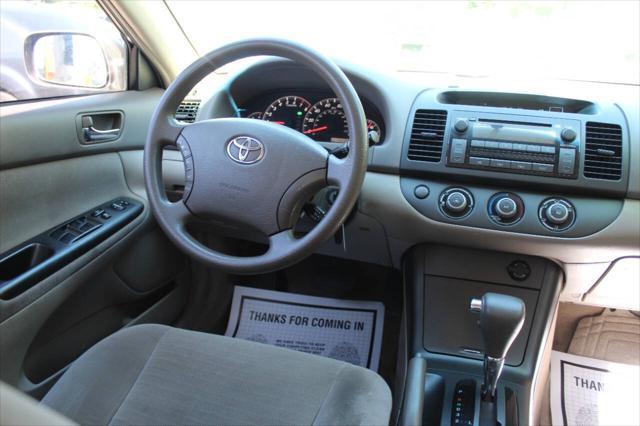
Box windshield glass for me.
[168,0,639,85]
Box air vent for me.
[407,109,448,162]
[584,122,623,180]
[176,100,201,123]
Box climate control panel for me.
[400,177,622,238]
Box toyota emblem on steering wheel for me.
[226,136,265,164]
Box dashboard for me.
[237,90,385,144]
[189,59,639,284]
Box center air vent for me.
[407,109,448,162]
[176,100,201,123]
[584,122,623,181]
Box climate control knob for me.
[488,192,524,225]
[445,191,468,212]
[546,202,569,224]
[539,198,576,231]
[439,188,474,218]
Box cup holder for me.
[0,243,53,283]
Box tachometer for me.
[302,98,348,142]
[263,96,311,131]
[367,119,381,135]
[247,111,262,119]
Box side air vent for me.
[407,109,448,162]
[584,122,623,180]
[176,100,201,123]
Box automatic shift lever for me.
[470,293,525,401]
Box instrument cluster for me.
[240,91,385,144]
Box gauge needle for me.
[304,126,328,134]
[270,121,285,125]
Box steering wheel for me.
[144,39,368,274]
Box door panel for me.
[0,90,187,397]
[0,153,133,254]
[0,89,162,169]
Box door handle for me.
[78,111,123,144]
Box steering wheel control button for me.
[539,198,576,231]
[488,192,524,225]
[414,185,430,199]
[449,139,468,164]
[507,260,531,281]
[439,187,473,219]
[176,137,192,158]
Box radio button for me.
[484,141,499,149]
[490,159,511,169]
[541,146,556,154]
[498,142,513,150]
[561,128,577,143]
[471,140,485,148]
[532,163,554,173]
[469,157,491,166]
[450,138,468,164]
[511,161,532,171]
[558,148,576,174]
[513,143,528,151]
[454,119,469,133]
[526,145,542,153]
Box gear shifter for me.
[470,293,525,401]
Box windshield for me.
[168,0,639,85]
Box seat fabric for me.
[42,324,391,425]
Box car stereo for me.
[446,114,580,179]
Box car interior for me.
[0,1,639,425]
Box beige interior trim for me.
[99,0,198,85]
[0,382,76,426]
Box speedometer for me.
[263,96,311,131]
[302,98,348,142]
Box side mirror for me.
[25,33,108,88]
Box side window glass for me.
[0,1,127,103]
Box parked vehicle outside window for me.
[0,0,127,103]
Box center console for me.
[400,244,561,426]
[398,89,629,239]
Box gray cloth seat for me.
[42,324,392,425]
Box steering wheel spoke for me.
[158,115,186,147]
[327,154,353,188]
[268,229,298,256]
[159,199,192,226]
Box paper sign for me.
[550,350,640,426]
[225,286,385,371]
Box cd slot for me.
[477,118,552,127]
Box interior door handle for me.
[78,111,123,144]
